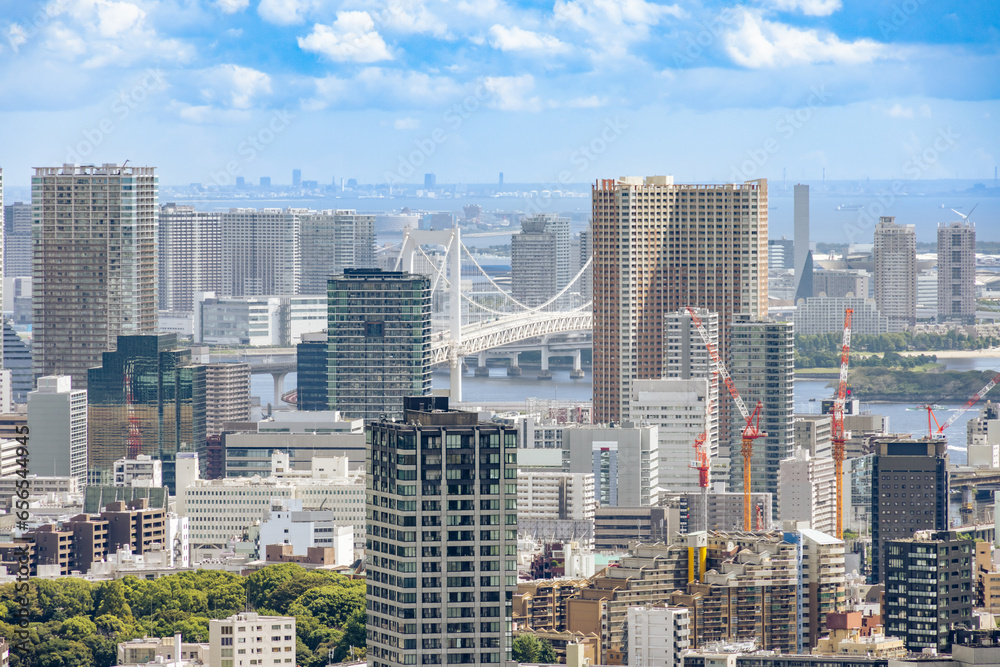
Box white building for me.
[795,415,833,459]
[516,471,595,522]
[114,455,163,488]
[208,613,296,667]
[626,606,690,667]
[968,402,1000,468]
[562,423,659,507]
[195,293,285,346]
[257,497,353,567]
[158,203,222,314]
[664,309,719,461]
[793,296,889,336]
[0,370,11,414]
[27,375,87,486]
[630,378,709,495]
[118,634,209,667]
[779,449,837,537]
[177,454,365,555]
[287,295,327,344]
[795,525,847,648]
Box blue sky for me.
[0,0,997,187]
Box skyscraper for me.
[327,269,431,421]
[937,219,976,323]
[365,396,518,667]
[793,184,812,302]
[3,201,32,278]
[292,168,301,188]
[158,203,222,313]
[220,208,298,296]
[298,209,376,294]
[591,176,768,423]
[33,164,158,388]
[873,216,917,328]
[204,363,251,436]
[510,213,571,307]
[87,334,206,491]
[27,376,88,486]
[729,316,795,513]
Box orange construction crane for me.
[830,308,853,540]
[927,370,1000,437]
[686,307,766,531]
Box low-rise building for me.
[117,635,209,667]
[114,456,163,488]
[517,471,595,522]
[626,606,690,667]
[208,613,296,667]
[257,497,353,567]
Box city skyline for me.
[0,1,997,187]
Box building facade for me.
[33,164,158,388]
[204,363,251,436]
[627,606,691,667]
[793,296,888,336]
[158,203,222,313]
[299,209,376,294]
[3,200,31,278]
[937,220,976,323]
[511,214,572,307]
[365,396,518,667]
[220,208,299,297]
[26,375,88,486]
[327,269,431,421]
[591,176,768,423]
[873,217,917,328]
[208,613,296,667]
[664,308,720,461]
[778,450,836,536]
[296,331,328,411]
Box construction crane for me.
[830,308,853,540]
[689,432,710,536]
[124,359,142,459]
[931,370,1000,437]
[686,307,766,531]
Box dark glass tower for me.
[327,269,431,421]
[87,334,206,491]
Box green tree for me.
[34,579,94,622]
[208,582,247,617]
[287,582,365,628]
[94,580,132,619]
[33,639,94,667]
[60,617,97,640]
[246,563,308,609]
[512,634,557,663]
[331,609,366,662]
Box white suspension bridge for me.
[393,228,593,401]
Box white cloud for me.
[566,95,605,108]
[487,25,570,55]
[303,68,461,110]
[553,0,685,58]
[298,12,393,63]
[919,104,932,118]
[7,24,28,52]
[258,0,316,25]
[376,0,448,37]
[724,9,889,68]
[170,100,252,124]
[198,64,272,109]
[882,103,914,119]
[215,0,249,14]
[766,0,842,17]
[481,74,542,111]
[394,117,420,129]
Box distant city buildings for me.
[298,209,375,294]
[3,200,31,278]
[812,269,870,299]
[779,449,836,536]
[591,176,767,426]
[873,216,917,328]
[937,219,976,323]
[33,164,159,388]
[793,296,888,335]
[327,269,431,421]
[511,213,571,307]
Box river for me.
[252,355,998,464]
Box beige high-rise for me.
[591,176,768,424]
[873,216,916,328]
[33,164,158,388]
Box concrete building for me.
[884,530,973,652]
[517,471,595,522]
[365,396,518,667]
[158,203,222,313]
[779,450,836,536]
[3,200,31,279]
[298,209,375,294]
[32,164,158,388]
[113,455,163,487]
[629,378,709,494]
[790,525,847,648]
[26,375,87,486]
[511,213,572,307]
[221,412,366,475]
[729,316,795,514]
[768,238,794,271]
[4,322,33,403]
[593,506,677,550]
[257,497,353,567]
[195,293,285,346]
[579,225,592,302]
[626,606,690,667]
[793,296,888,336]
[178,455,365,555]
[680,488,775,533]
[296,330,328,411]
[591,176,768,423]
[967,402,1000,467]
[812,269,870,299]
[562,423,659,507]
[870,437,949,584]
[117,636,209,667]
[794,415,832,459]
[220,208,299,297]
[873,217,917,328]
[664,308,720,461]
[327,269,431,421]
[204,363,251,437]
[917,270,938,319]
[938,220,977,323]
[208,613,296,667]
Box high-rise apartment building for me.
[870,437,949,584]
[591,176,767,423]
[873,217,916,328]
[221,208,299,296]
[778,449,836,536]
[204,363,250,436]
[298,209,375,294]
[629,379,709,494]
[33,164,158,388]
[937,220,976,323]
[327,269,431,421]
[3,201,31,278]
[511,214,571,307]
[27,376,88,486]
[578,224,592,302]
[812,269,869,299]
[366,396,518,667]
[884,530,972,652]
[664,308,720,460]
[158,203,222,313]
[729,316,794,510]
[87,334,206,491]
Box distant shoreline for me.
[898,349,1000,360]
